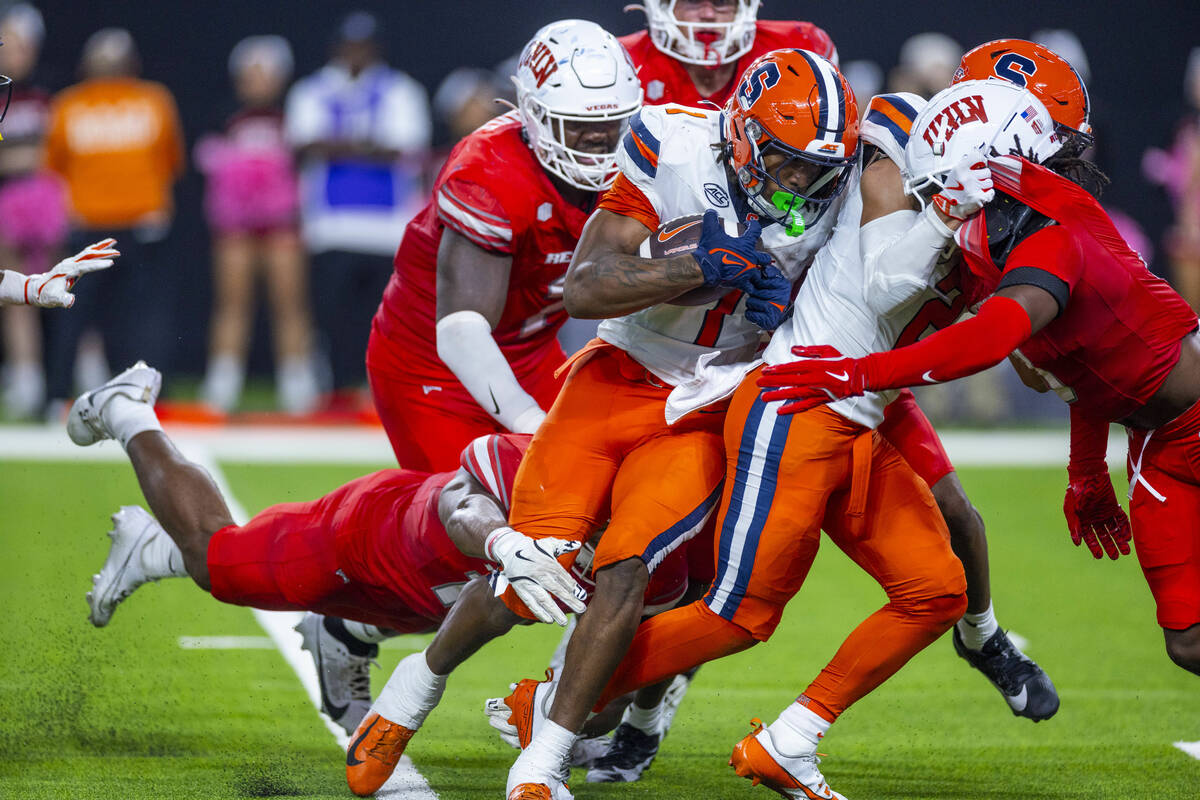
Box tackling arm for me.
[563,209,706,318]
[435,230,545,433]
[438,468,508,559]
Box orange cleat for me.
[729,719,846,800]
[485,669,555,749]
[507,783,554,800]
[345,712,417,797]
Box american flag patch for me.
[1020,106,1043,134]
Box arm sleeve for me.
[862,295,1033,390]
[860,204,954,315]
[436,310,545,434]
[436,176,515,254]
[598,173,660,232]
[1067,404,1111,481]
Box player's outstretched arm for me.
[435,230,546,433]
[758,284,1058,414]
[0,239,119,308]
[564,209,706,318]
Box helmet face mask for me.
[637,0,761,67]
[904,80,1063,207]
[724,49,859,235]
[513,19,643,191]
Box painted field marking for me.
[178,635,275,649]
[1174,741,1200,760]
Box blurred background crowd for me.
[0,0,1196,425]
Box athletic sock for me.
[103,394,163,450]
[772,700,832,755]
[524,719,577,775]
[342,620,393,644]
[140,524,188,580]
[624,700,663,735]
[956,601,998,651]
[374,649,448,729]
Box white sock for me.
[103,394,163,449]
[956,601,999,650]
[277,356,318,414]
[342,620,392,644]
[373,649,448,729]
[624,700,662,735]
[140,527,188,580]
[772,701,831,755]
[201,354,243,412]
[524,719,577,775]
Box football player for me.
[368,19,641,473]
[758,77,1200,681]
[0,238,119,307]
[621,0,837,105]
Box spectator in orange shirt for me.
[42,28,183,409]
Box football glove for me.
[758,345,870,414]
[1063,473,1132,560]
[485,526,586,626]
[692,210,774,292]
[0,238,120,308]
[742,265,791,331]
[932,157,994,221]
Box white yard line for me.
[1174,741,1200,761]
[178,635,275,649]
[182,444,437,799]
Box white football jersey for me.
[763,92,963,429]
[598,104,843,389]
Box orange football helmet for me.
[953,39,1091,147]
[723,48,859,235]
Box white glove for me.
[932,157,994,221]
[0,238,120,308]
[485,526,587,626]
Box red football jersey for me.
[961,159,1199,422]
[620,20,838,107]
[374,111,589,381]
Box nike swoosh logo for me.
[346,714,380,766]
[1007,684,1029,712]
[826,370,849,382]
[316,642,349,721]
[711,248,756,276]
[657,221,699,242]
[921,370,937,383]
[514,551,535,563]
[488,386,501,415]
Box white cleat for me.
[295,613,378,736]
[67,360,161,446]
[730,721,847,800]
[87,506,164,627]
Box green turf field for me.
[1,457,1196,799]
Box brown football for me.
[638,214,749,306]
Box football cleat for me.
[953,627,1060,722]
[485,669,556,750]
[86,505,163,627]
[586,722,660,783]
[568,734,611,768]
[507,784,554,800]
[659,667,700,739]
[345,712,416,797]
[729,720,846,800]
[67,360,161,446]
[295,613,378,735]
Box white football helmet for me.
[513,19,642,191]
[903,79,1062,201]
[632,0,760,67]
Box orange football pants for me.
[500,343,726,619]
[597,366,967,718]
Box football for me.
[638,214,747,306]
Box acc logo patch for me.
[537,202,553,221]
[647,80,665,101]
[703,183,730,207]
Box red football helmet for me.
[723,48,859,234]
[953,39,1091,147]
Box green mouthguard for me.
[770,191,805,237]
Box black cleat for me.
[953,627,1060,722]
[586,722,661,783]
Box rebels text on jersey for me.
[374,111,588,381]
[621,20,837,107]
